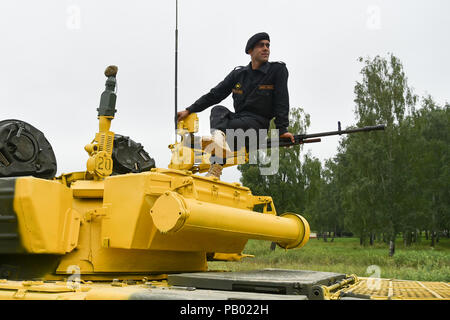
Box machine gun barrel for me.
[267,123,385,148]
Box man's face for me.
[249,40,270,63]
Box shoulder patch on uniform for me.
[233,66,245,70]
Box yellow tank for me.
[1,66,447,301]
[0,66,309,282]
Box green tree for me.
[337,53,417,254]
[238,107,311,215]
[238,53,449,256]
[407,97,449,245]
[306,158,345,241]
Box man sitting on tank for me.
[177,32,295,179]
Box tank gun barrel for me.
[150,191,310,250]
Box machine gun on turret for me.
[169,114,385,173]
[264,122,386,149]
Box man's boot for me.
[205,163,223,179]
[211,130,231,159]
[204,130,230,179]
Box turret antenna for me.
[174,0,179,143]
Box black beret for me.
[245,32,270,54]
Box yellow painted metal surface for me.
[177,113,199,135]
[168,113,249,173]
[13,177,80,254]
[101,168,309,253]
[55,196,207,275]
[150,192,309,249]
[334,277,450,300]
[0,277,449,300]
[85,116,115,179]
[8,167,309,277]
[211,252,255,261]
[71,180,104,198]
[0,279,144,300]
[5,108,310,277]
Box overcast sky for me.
[1,0,449,183]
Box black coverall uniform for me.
[186,61,290,163]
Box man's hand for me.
[177,110,190,122]
[280,132,295,143]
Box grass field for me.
[208,237,450,282]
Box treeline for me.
[238,54,449,255]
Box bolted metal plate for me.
[168,268,346,298]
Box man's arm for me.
[273,64,292,141]
[185,70,235,114]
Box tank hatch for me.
[111,134,155,175]
[0,120,57,179]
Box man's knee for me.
[210,105,232,132]
[210,105,229,116]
